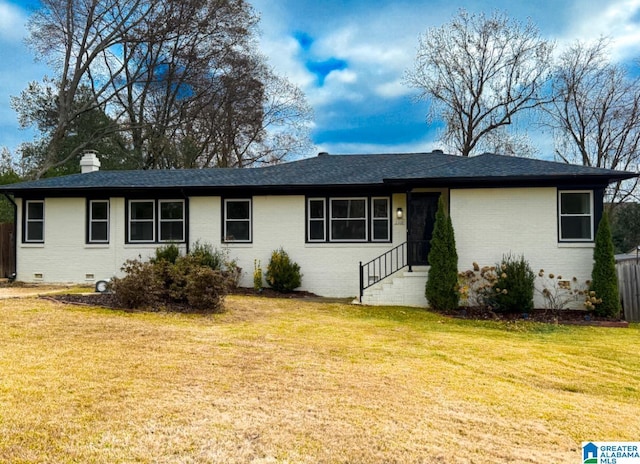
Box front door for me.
[407,192,440,266]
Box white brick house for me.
[0,151,635,307]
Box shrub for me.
[536,270,593,313]
[254,259,263,292]
[425,196,459,311]
[458,263,498,308]
[184,267,229,312]
[493,254,535,313]
[265,248,302,292]
[152,243,181,264]
[111,254,230,312]
[591,212,621,318]
[110,259,164,309]
[189,241,224,270]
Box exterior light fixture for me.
[396,207,403,219]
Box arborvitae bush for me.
[266,248,302,292]
[591,212,621,318]
[493,254,535,313]
[425,196,459,311]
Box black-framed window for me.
[159,200,185,242]
[306,196,391,243]
[88,199,109,243]
[559,191,594,241]
[224,198,251,242]
[24,200,44,243]
[127,199,186,243]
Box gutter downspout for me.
[3,193,17,279]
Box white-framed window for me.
[128,200,155,242]
[330,198,367,242]
[24,200,44,243]
[559,191,594,241]
[371,197,390,242]
[224,198,251,242]
[307,198,326,242]
[159,200,185,242]
[88,200,109,243]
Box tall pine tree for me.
[591,211,621,318]
[425,196,459,310]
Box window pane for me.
[309,220,325,240]
[227,201,249,219]
[130,222,154,241]
[131,201,154,220]
[27,222,43,242]
[27,202,43,220]
[373,199,388,218]
[91,222,108,242]
[561,217,591,240]
[561,193,590,214]
[309,200,325,219]
[160,222,184,241]
[332,199,365,218]
[91,201,108,220]
[332,219,366,240]
[226,222,250,241]
[373,219,389,241]
[160,201,183,220]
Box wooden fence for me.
[0,223,15,279]
[616,256,640,322]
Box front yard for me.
[0,294,638,463]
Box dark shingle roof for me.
[0,151,635,194]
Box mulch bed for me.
[437,306,629,327]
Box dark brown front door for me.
[407,193,440,266]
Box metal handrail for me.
[359,242,408,301]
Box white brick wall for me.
[14,188,596,306]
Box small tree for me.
[425,196,459,310]
[266,248,302,293]
[591,212,621,318]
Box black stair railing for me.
[359,242,409,301]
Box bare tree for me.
[546,38,640,204]
[18,0,313,176]
[405,9,553,157]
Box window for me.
[25,200,44,242]
[371,197,390,241]
[305,196,392,243]
[330,198,367,241]
[224,199,251,242]
[129,200,155,242]
[559,191,593,241]
[159,200,185,242]
[307,198,326,242]
[88,200,109,243]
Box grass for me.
[0,295,638,463]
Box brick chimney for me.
[80,150,101,173]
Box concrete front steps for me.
[360,267,429,307]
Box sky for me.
[1,0,640,160]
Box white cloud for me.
[0,0,27,42]
[560,0,640,60]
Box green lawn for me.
[0,295,638,463]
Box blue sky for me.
[1,0,640,159]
